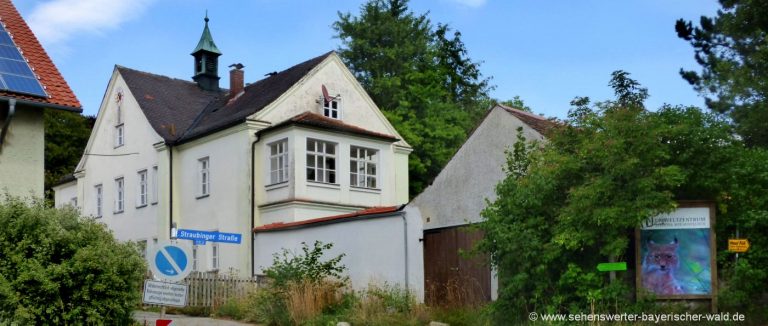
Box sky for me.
[15,0,721,119]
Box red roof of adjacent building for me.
[0,0,81,110]
[254,205,402,232]
[498,104,558,135]
[260,111,400,142]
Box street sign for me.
[728,239,750,253]
[176,229,242,245]
[142,280,188,307]
[156,320,174,326]
[148,242,192,282]
[597,262,627,272]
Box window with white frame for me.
[192,245,199,271]
[211,243,219,270]
[151,165,158,204]
[115,124,124,147]
[94,184,103,217]
[350,146,378,189]
[323,98,340,119]
[269,139,289,184]
[306,139,336,184]
[114,177,124,213]
[137,169,148,207]
[198,157,210,197]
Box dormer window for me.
[323,97,340,119]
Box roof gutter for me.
[0,96,82,113]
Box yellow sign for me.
[728,239,750,253]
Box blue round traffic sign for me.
[149,242,192,282]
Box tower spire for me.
[191,12,221,91]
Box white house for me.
[408,104,555,305]
[56,17,412,281]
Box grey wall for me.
[411,106,545,230]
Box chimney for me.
[229,63,245,99]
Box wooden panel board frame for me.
[635,201,717,312]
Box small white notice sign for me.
[142,280,188,307]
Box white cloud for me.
[27,0,154,45]
[450,0,487,8]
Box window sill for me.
[266,181,289,191]
[307,181,340,190]
[114,210,124,215]
[114,144,124,149]
[350,186,381,194]
[151,201,158,205]
[196,194,210,200]
[136,204,147,209]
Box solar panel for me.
[0,22,47,98]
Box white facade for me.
[253,205,424,300]
[58,53,411,277]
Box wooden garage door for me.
[424,226,491,307]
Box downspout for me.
[168,144,174,239]
[250,131,261,278]
[0,99,16,151]
[400,206,409,293]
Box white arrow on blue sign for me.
[149,242,192,282]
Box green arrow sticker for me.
[597,262,627,272]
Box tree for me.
[478,71,768,321]
[0,197,145,324]
[44,110,94,197]
[676,0,768,147]
[334,0,492,195]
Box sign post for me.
[144,241,193,322]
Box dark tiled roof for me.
[0,0,81,110]
[497,104,558,135]
[119,51,334,143]
[52,173,76,187]
[254,206,402,232]
[116,66,223,141]
[261,111,399,142]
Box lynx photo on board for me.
[638,204,716,298]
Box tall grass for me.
[285,279,346,325]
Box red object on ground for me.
[156,319,173,326]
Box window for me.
[137,169,148,207]
[192,245,199,271]
[306,139,336,184]
[323,98,340,119]
[138,240,147,260]
[115,124,124,147]
[269,139,289,184]
[211,243,219,270]
[94,184,103,217]
[151,165,159,204]
[70,197,77,207]
[114,177,124,213]
[350,146,378,188]
[198,157,210,197]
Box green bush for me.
[479,71,768,322]
[252,241,347,325]
[0,197,145,325]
